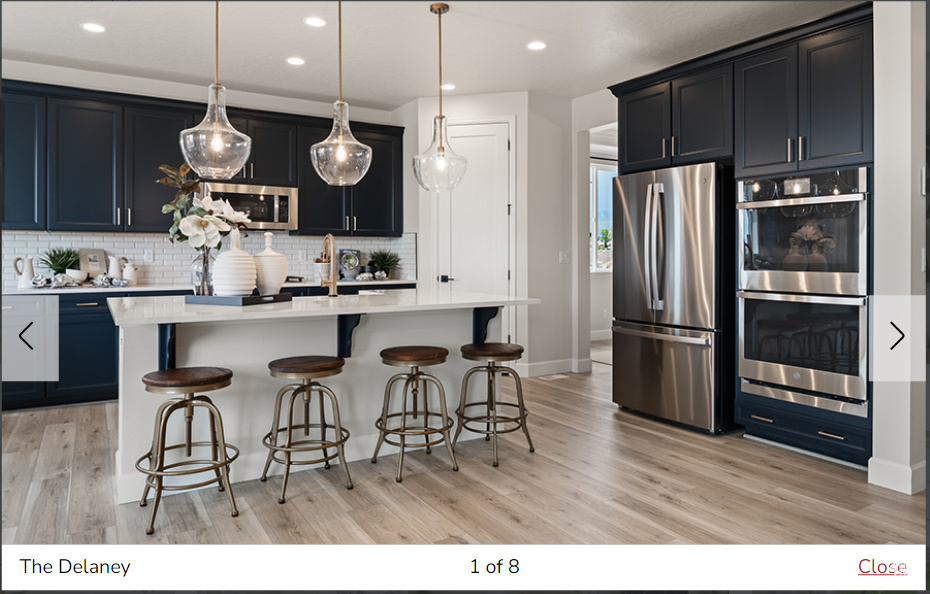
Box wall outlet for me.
[559,250,570,264]
[298,250,307,262]
[143,249,154,263]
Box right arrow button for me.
[889,321,905,350]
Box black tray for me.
[185,293,294,306]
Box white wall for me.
[869,1,926,495]
[571,89,618,370]
[590,273,612,341]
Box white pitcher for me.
[13,256,36,289]
[122,262,139,286]
[108,255,127,279]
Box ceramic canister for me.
[212,229,257,297]
[253,232,288,295]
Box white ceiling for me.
[2,1,861,112]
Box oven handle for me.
[737,193,866,210]
[737,291,867,307]
[613,325,711,346]
[740,380,868,418]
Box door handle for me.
[650,183,664,311]
[128,208,132,226]
[439,275,455,283]
[670,135,676,157]
[643,184,654,311]
[117,207,121,225]
[353,216,357,231]
[797,136,804,161]
[250,163,255,178]
[787,137,793,163]
[613,325,711,346]
[345,216,350,231]
[661,138,666,159]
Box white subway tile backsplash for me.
[2,230,417,290]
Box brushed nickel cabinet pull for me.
[750,414,774,423]
[128,208,132,226]
[661,137,667,159]
[817,430,845,441]
[76,302,99,307]
[671,135,676,157]
[797,136,804,161]
[251,163,255,178]
[1,306,13,310]
[353,216,357,231]
[345,216,350,231]
[787,138,793,163]
[117,207,121,225]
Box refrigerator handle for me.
[651,182,664,311]
[643,183,654,311]
[613,325,711,346]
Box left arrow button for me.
[19,321,34,351]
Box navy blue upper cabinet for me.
[618,82,671,172]
[294,124,404,237]
[671,64,733,164]
[125,106,195,232]
[736,22,872,177]
[47,98,124,231]
[216,115,298,186]
[798,22,873,170]
[618,64,733,174]
[2,93,46,230]
[735,46,799,177]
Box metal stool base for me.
[135,393,238,535]
[261,379,353,503]
[372,367,458,482]
[453,363,534,467]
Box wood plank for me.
[32,422,75,481]
[66,403,115,536]
[14,477,70,544]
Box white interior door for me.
[437,121,513,340]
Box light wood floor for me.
[2,364,924,544]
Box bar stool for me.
[135,366,238,535]
[372,346,458,482]
[453,343,534,467]
[261,355,353,503]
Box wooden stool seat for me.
[268,355,345,378]
[380,345,448,367]
[461,342,524,362]
[142,366,232,391]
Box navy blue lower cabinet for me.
[736,394,871,465]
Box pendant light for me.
[413,3,466,192]
[311,1,372,186]
[179,1,251,180]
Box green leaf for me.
[161,204,175,214]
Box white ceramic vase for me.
[212,229,256,297]
[254,232,288,295]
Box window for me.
[590,160,616,271]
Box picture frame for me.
[79,248,107,275]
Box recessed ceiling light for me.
[81,23,106,33]
[440,83,456,91]
[286,57,306,66]
[304,16,327,27]
[526,40,547,51]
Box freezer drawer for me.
[612,321,717,431]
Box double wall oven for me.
[737,167,869,418]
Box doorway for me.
[588,122,617,366]
[436,120,516,341]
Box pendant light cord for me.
[214,0,219,85]
[437,8,443,119]
[338,1,343,101]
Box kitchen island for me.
[107,289,539,503]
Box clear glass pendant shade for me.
[311,100,372,186]
[180,84,252,179]
[414,115,467,192]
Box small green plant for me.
[39,247,80,274]
[368,249,401,271]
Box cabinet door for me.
[1,381,45,410]
[247,119,298,186]
[672,64,733,164]
[45,307,119,403]
[47,98,123,231]
[798,22,873,170]
[2,93,46,230]
[735,45,798,177]
[618,82,670,173]
[125,106,194,232]
[350,129,403,236]
[294,125,350,235]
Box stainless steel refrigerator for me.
[612,162,735,433]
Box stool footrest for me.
[135,441,239,479]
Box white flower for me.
[179,214,231,249]
[221,200,251,225]
[196,195,227,217]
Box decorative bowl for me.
[66,268,88,282]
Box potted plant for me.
[39,247,80,275]
[367,250,400,279]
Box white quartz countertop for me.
[2,279,415,296]
[107,289,539,327]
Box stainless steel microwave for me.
[200,182,298,231]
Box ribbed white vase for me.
[254,232,288,295]
[212,229,256,297]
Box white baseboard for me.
[590,329,611,341]
[868,457,927,495]
[515,358,575,378]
